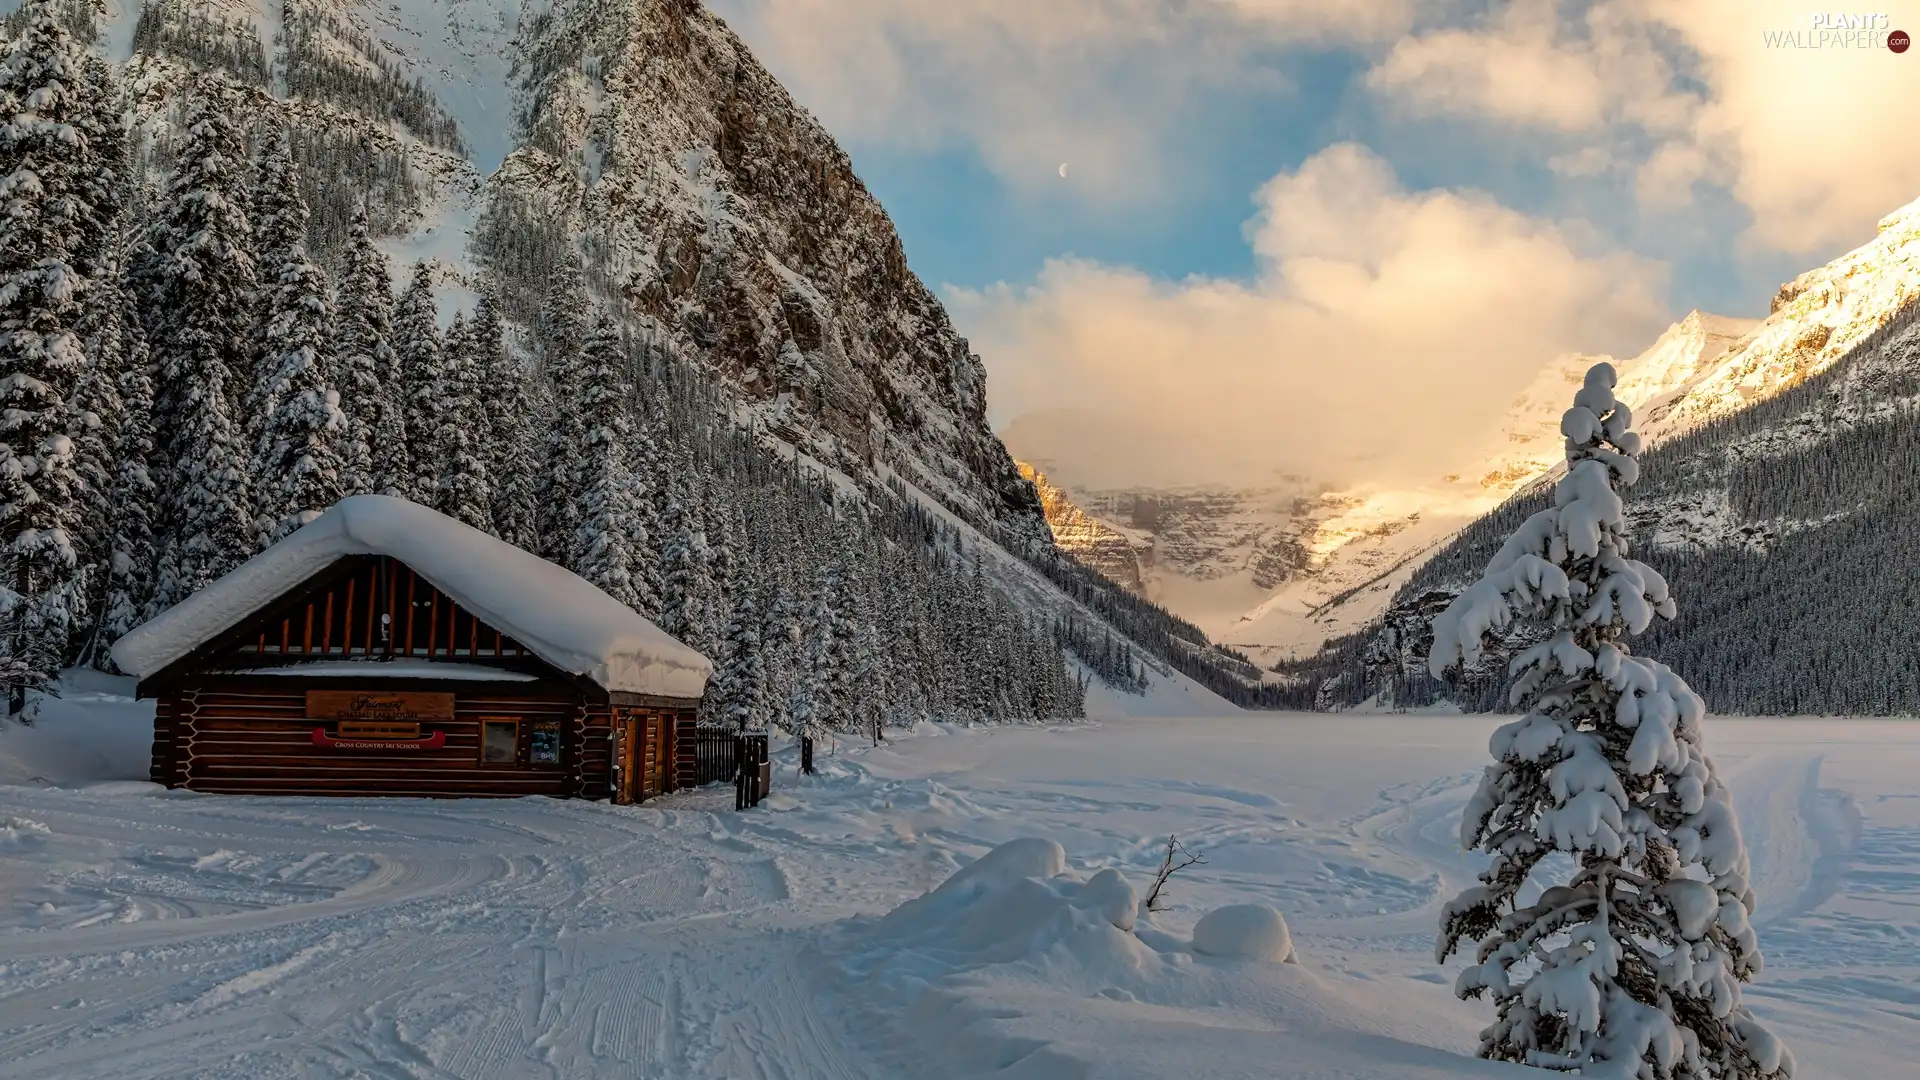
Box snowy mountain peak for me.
[1646,205,1920,438]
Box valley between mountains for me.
[1015,195,1920,695]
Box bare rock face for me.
[483,0,1047,544]
[1017,462,1145,592]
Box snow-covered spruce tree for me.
[249,253,345,546]
[472,296,537,547]
[336,204,399,497]
[711,589,765,732]
[1429,362,1791,1080]
[700,499,740,657]
[248,133,345,547]
[66,52,130,618]
[393,260,441,502]
[788,554,852,768]
[534,264,588,562]
[658,480,713,646]
[65,270,125,614]
[0,0,92,714]
[567,317,648,610]
[70,52,126,287]
[145,79,256,609]
[243,133,303,445]
[93,344,158,670]
[430,312,492,531]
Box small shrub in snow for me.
[1143,833,1206,913]
[1429,363,1791,1078]
[1191,904,1295,964]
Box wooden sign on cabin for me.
[307,690,455,726]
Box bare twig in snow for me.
[1144,834,1205,912]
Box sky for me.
[708,0,1920,488]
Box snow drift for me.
[834,838,1513,1079]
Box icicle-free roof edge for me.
[111,495,712,699]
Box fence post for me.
[733,733,769,810]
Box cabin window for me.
[481,719,519,765]
[529,722,561,766]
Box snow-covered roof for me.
[111,496,712,699]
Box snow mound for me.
[868,839,1139,967]
[1,817,52,850]
[111,495,712,698]
[0,672,157,788]
[1191,904,1296,964]
[836,838,1513,1078]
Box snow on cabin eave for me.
[111,496,713,701]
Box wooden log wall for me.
[149,695,175,786]
[579,706,613,801]
[158,683,605,798]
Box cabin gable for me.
[139,554,569,695]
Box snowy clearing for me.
[1,685,1914,1079]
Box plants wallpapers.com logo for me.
[1760,12,1910,49]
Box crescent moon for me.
[1058,162,1068,179]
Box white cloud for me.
[958,144,1670,487]
[1366,0,1618,131]
[705,0,1415,203]
[1362,0,1920,253]
[1658,0,1920,252]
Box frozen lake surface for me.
[1,689,1913,1078]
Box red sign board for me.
[311,728,447,751]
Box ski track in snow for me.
[3,712,1918,1078]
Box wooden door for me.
[640,712,665,799]
[617,713,640,805]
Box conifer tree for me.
[66,271,124,597]
[472,296,536,546]
[393,260,440,502]
[658,479,713,646]
[535,259,589,561]
[568,318,648,609]
[250,290,344,545]
[248,132,344,546]
[66,52,129,607]
[244,132,305,443]
[70,53,126,288]
[431,311,492,530]
[0,1,92,714]
[93,344,158,668]
[711,590,765,731]
[1429,363,1791,1079]
[336,205,400,497]
[144,78,256,609]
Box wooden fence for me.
[683,729,771,811]
[689,728,739,785]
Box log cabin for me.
[110,495,713,803]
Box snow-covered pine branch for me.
[1428,362,1791,1079]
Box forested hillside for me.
[0,0,1284,727]
[1279,301,1920,715]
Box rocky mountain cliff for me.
[1279,194,1920,714]
[1016,462,1144,593]
[114,0,1046,548]
[475,0,1047,546]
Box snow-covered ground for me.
[2,682,1914,1078]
